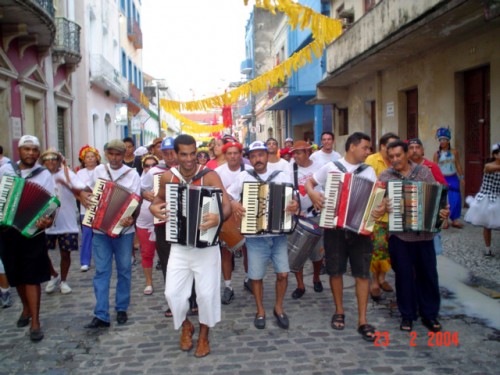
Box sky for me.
[141,0,252,102]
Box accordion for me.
[153,173,165,225]
[240,182,294,235]
[165,183,223,248]
[82,178,141,238]
[0,175,60,237]
[387,180,448,232]
[319,171,386,235]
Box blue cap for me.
[161,137,174,150]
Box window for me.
[121,50,127,77]
[133,65,138,86]
[338,107,349,136]
[120,0,126,13]
[128,59,132,82]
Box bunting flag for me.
[160,0,343,130]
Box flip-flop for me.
[331,313,345,330]
[380,281,394,293]
[357,324,376,342]
[143,286,153,295]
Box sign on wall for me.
[115,104,128,126]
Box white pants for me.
[165,243,221,330]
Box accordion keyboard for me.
[388,181,404,231]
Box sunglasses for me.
[43,156,58,161]
[143,163,157,168]
[197,155,208,159]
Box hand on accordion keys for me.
[286,199,299,214]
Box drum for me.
[219,212,245,253]
[287,217,323,273]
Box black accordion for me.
[240,181,294,235]
[82,178,142,238]
[165,183,223,248]
[387,180,448,232]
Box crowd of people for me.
[0,129,498,358]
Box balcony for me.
[52,17,81,70]
[89,54,129,98]
[0,0,56,53]
[240,58,253,75]
[127,17,143,49]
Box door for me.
[406,89,418,139]
[370,101,376,149]
[464,66,490,196]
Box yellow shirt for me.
[365,152,390,223]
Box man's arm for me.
[484,162,500,174]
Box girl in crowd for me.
[205,138,227,169]
[196,150,210,166]
[464,143,500,257]
[76,145,101,271]
[136,154,160,294]
[434,127,465,228]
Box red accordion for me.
[82,178,141,238]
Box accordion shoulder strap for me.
[10,161,47,179]
[104,164,132,183]
[333,160,368,175]
[170,165,212,184]
[246,169,281,183]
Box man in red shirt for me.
[407,138,448,186]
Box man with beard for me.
[150,135,231,358]
[228,141,299,330]
[0,135,55,341]
[81,139,141,329]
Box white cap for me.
[285,138,293,143]
[18,135,40,148]
[492,143,500,152]
[134,146,149,156]
[247,140,267,153]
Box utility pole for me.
[155,79,168,137]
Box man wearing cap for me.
[122,137,142,174]
[228,140,299,330]
[158,137,177,169]
[215,140,252,304]
[42,148,86,296]
[305,132,378,342]
[80,139,141,329]
[265,138,290,173]
[408,138,447,185]
[373,140,450,333]
[288,140,324,299]
[150,134,231,358]
[284,138,293,149]
[310,132,342,166]
[0,135,55,341]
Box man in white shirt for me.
[305,132,377,342]
[310,131,342,166]
[228,141,299,330]
[265,137,290,172]
[288,140,324,299]
[42,149,86,295]
[215,141,251,305]
[0,135,55,341]
[81,139,141,329]
[0,145,10,167]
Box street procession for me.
[0,1,499,374]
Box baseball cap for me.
[407,138,423,146]
[18,135,40,148]
[291,140,312,152]
[134,146,149,157]
[285,137,293,143]
[161,137,175,150]
[222,141,243,153]
[247,141,267,154]
[492,143,500,152]
[104,139,126,153]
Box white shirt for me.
[227,168,293,201]
[0,162,54,193]
[266,158,290,174]
[46,168,86,234]
[310,149,342,167]
[0,156,10,168]
[289,160,323,216]
[215,163,252,190]
[90,163,141,235]
[313,157,377,189]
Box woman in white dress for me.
[464,143,500,257]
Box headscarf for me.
[79,145,101,162]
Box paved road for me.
[0,223,499,375]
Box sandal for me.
[143,286,153,295]
[357,324,376,342]
[370,290,383,302]
[400,319,413,332]
[331,313,345,330]
[380,281,393,293]
[164,308,173,318]
[421,317,442,332]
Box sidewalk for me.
[0,222,499,374]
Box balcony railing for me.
[89,54,129,98]
[53,17,81,65]
[32,0,55,18]
[127,18,143,49]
